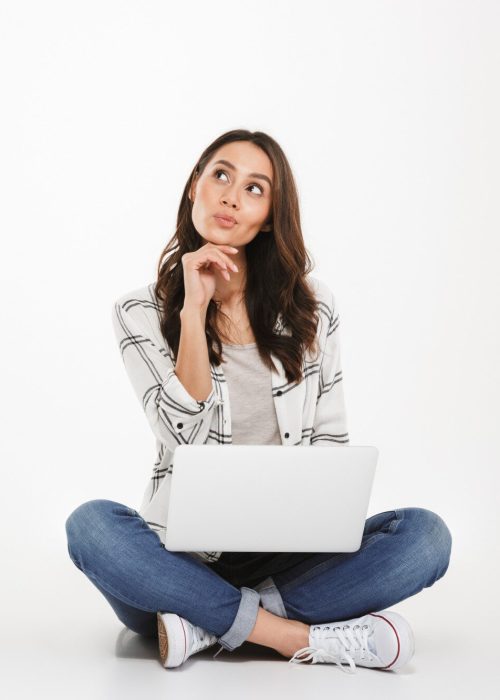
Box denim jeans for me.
[65,499,452,654]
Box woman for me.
[65,128,452,674]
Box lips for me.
[214,213,237,223]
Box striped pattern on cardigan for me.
[111,274,349,564]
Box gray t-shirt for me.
[221,342,282,445]
[215,342,310,580]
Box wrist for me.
[180,304,208,323]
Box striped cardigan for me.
[111,275,350,564]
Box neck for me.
[214,274,246,309]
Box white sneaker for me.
[289,610,415,674]
[157,612,219,668]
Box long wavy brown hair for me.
[154,128,321,385]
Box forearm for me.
[176,305,213,402]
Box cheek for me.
[255,201,271,223]
[193,185,212,212]
[190,199,206,228]
[200,182,220,207]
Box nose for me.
[221,186,239,209]
[222,196,238,208]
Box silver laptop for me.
[165,444,378,553]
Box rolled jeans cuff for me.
[254,576,288,618]
[215,586,261,653]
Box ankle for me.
[276,621,310,659]
[246,608,310,658]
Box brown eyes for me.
[214,169,264,195]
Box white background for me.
[1,1,498,697]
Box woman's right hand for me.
[181,243,239,312]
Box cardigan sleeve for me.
[112,298,218,449]
[311,289,350,446]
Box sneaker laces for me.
[190,624,216,656]
[288,623,375,674]
[213,644,224,659]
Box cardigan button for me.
[277,390,282,396]
[177,422,183,429]
[284,432,289,438]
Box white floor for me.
[2,552,496,699]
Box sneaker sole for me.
[157,612,169,666]
[370,611,415,671]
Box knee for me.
[403,507,452,583]
[65,499,124,564]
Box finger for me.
[216,251,239,271]
[204,251,231,272]
[203,253,228,272]
[217,246,239,263]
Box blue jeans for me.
[65,500,452,654]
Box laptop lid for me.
[165,444,378,553]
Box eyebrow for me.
[212,159,273,189]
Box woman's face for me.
[189,141,273,250]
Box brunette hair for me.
[155,128,321,385]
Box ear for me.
[189,172,199,203]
